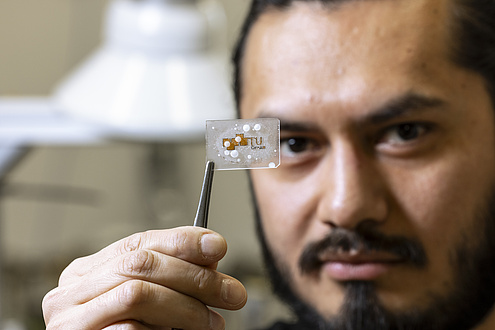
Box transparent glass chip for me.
[206,118,280,170]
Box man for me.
[42,0,495,329]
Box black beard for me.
[250,178,495,330]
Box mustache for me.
[299,225,427,276]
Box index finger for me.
[60,226,226,285]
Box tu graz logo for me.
[223,134,266,150]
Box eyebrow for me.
[255,92,445,132]
[256,112,322,132]
[279,121,321,132]
[367,93,445,124]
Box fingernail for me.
[200,234,225,258]
[209,310,225,330]
[221,279,247,307]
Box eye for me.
[395,124,421,140]
[284,137,310,153]
[379,123,429,145]
[280,136,326,164]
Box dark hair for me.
[451,0,495,106]
[232,0,495,115]
[232,0,293,115]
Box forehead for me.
[240,0,456,118]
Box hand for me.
[42,226,247,329]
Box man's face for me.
[240,0,495,327]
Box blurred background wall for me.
[0,0,291,328]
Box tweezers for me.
[171,161,215,330]
[193,160,215,228]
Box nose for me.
[316,142,388,230]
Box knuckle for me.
[42,288,57,309]
[42,287,72,327]
[116,280,150,308]
[168,230,190,257]
[192,268,215,291]
[42,288,58,320]
[169,228,202,258]
[120,232,144,254]
[119,250,155,278]
[58,256,87,285]
[42,286,67,310]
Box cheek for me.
[387,144,495,274]
[251,170,317,263]
[251,169,347,313]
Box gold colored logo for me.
[223,134,266,151]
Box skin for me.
[241,0,495,328]
[43,0,495,329]
[42,227,247,329]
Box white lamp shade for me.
[53,0,235,141]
